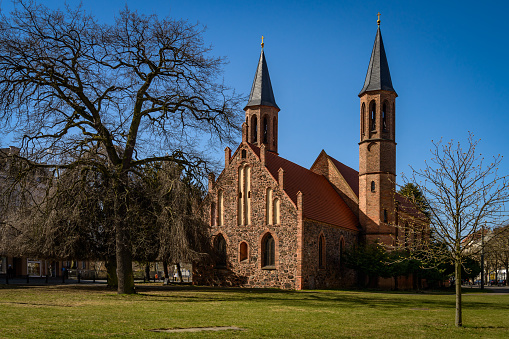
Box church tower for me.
[244,39,280,154]
[358,16,398,244]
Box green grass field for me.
[0,284,507,338]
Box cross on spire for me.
[261,36,264,49]
[377,12,381,26]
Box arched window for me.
[263,116,269,144]
[382,102,388,131]
[318,234,325,269]
[263,233,275,267]
[238,164,251,225]
[214,234,227,267]
[251,115,258,143]
[240,242,248,262]
[371,181,376,192]
[272,117,277,146]
[273,198,280,224]
[266,188,273,225]
[217,190,223,226]
[361,102,366,136]
[370,101,376,131]
[241,149,246,158]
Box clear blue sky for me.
[1,0,508,183]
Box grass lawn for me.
[0,284,507,338]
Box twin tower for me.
[242,21,397,241]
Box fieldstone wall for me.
[301,219,358,289]
[202,142,301,289]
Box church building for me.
[201,20,426,290]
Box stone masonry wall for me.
[207,142,300,289]
[301,219,358,289]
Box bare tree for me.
[404,133,509,327]
[0,1,241,293]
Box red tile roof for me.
[326,154,426,220]
[327,156,360,197]
[247,144,359,231]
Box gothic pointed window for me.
[273,198,280,224]
[238,164,251,225]
[251,115,258,143]
[214,234,227,267]
[266,188,273,225]
[361,103,366,136]
[263,116,268,144]
[370,101,376,131]
[263,233,275,268]
[272,117,277,146]
[382,102,388,131]
[240,242,248,262]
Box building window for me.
[273,198,280,224]
[318,234,325,269]
[238,164,251,225]
[370,101,376,131]
[0,257,6,274]
[273,117,277,146]
[383,209,388,223]
[361,102,366,136]
[266,188,273,225]
[263,116,269,144]
[241,149,246,158]
[240,242,248,262]
[214,234,227,267]
[262,233,275,268]
[371,181,376,192]
[382,102,388,131]
[27,259,41,277]
[251,115,258,143]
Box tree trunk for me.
[455,260,462,327]
[163,260,169,285]
[114,181,135,294]
[176,263,183,283]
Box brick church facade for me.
[201,22,427,290]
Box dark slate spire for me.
[245,48,279,110]
[359,24,396,96]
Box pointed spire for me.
[359,20,396,97]
[245,43,279,110]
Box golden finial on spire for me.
[261,36,264,49]
[377,12,381,26]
